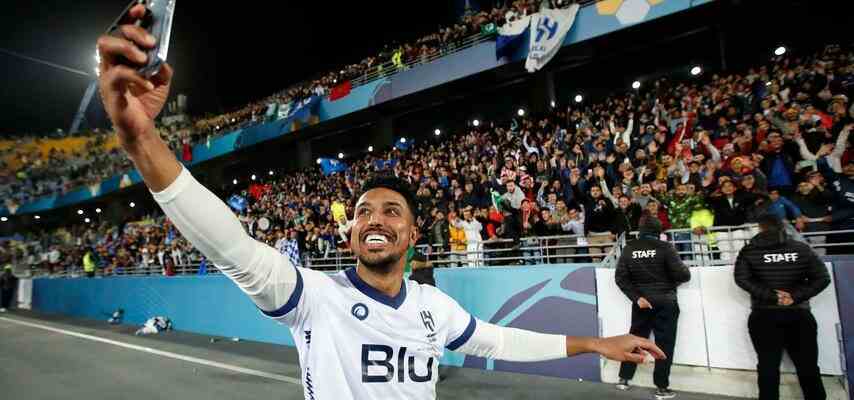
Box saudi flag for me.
[490,190,506,212]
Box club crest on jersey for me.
[420,310,435,332]
[351,303,369,321]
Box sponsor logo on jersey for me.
[763,253,798,263]
[351,303,369,321]
[361,345,434,383]
[632,250,656,259]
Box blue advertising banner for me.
[32,264,600,381]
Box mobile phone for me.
[106,0,176,78]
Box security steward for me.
[614,212,690,399]
[734,214,830,400]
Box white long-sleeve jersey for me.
[151,167,568,400]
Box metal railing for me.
[608,224,854,268]
[17,226,854,279]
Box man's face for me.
[619,196,630,209]
[676,185,688,198]
[768,134,783,150]
[844,163,854,177]
[623,169,634,180]
[548,193,557,204]
[689,163,700,173]
[769,190,780,202]
[506,181,516,193]
[640,184,651,196]
[798,182,813,195]
[351,188,416,275]
[721,181,736,195]
[646,202,659,214]
[662,155,673,165]
[590,186,602,199]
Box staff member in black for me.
[615,213,690,399]
[734,214,830,400]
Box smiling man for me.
[96,5,665,399]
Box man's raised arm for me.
[97,4,299,316]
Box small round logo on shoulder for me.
[351,303,369,321]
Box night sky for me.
[0,1,457,134]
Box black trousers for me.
[748,309,826,400]
[618,300,679,389]
[0,288,14,309]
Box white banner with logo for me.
[525,4,579,73]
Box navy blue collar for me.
[345,267,407,309]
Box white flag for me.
[525,4,580,73]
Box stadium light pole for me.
[691,66,702,76]
[367,145,373,152]
[774,46,786,56]
[472,119,480,127]
[0,47,97,134]
[632,80,641,90]
[574,94,583,103]
[434,129,441,136]
[338,152,344,159]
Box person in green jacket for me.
[83,248,96,278]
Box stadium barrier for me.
[24,256,854,391]
[23,226,854,278]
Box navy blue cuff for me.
[259,267,303,318]
[446,315,476,351]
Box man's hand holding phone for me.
[98,3,172,153]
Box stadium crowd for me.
[0,0,577,206]
[1,42,853,275]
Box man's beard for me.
[358,250,404,275]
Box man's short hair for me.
[361,175,420,222]
[757,213,783,234]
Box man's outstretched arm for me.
[454,320,665,364]
[97,4,300,315]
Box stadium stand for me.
[2,42,852,277]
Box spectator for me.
[0,265,17,312]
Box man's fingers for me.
[151,63,173,87]
[97,35,148,66]
[622,352,646,364]
[119,24,156,49]
[636,338,666,360]
[129,4,147,19]
[106,64,155,94]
